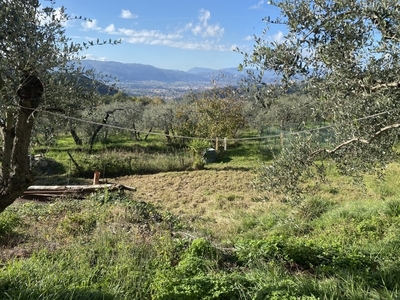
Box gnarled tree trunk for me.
[0,71,43,213]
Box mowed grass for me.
[2,134,400,299]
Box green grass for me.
[4,188,400,299]
[3,133,400,299]
[32,131,270,180]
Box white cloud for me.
[83,54,107,61]
[199,9,211,25]
[81,19,101,31]
[119,28,181,44]
[120,9,138,19]
[187,9,224,38]
[191,25,202,36]
[249,0,264,10]
[270,31,285,43]
[116,26,232,51]
[94,9,229,52]
[104,24,116,34]
[244,35,254,41]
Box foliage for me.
[187,139,211,170]
[0,0,118,212]
[240,0,400,196]
[141,101,178,143]
[0,210,20,237]
[191,87,247,139]
[2,162,400,298]
[76,100,145,150]
[133,86,250,146]
[151,238,247,300]
[64,149,192,177]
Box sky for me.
[42,0,285,71]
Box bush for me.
[151,238,249,300]
[187,139,210,170]
[69,150,193,177]
[0,211,20,236]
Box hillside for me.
[80,60,257,84]
[80,60,207,83]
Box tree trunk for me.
[88,113,110,153]
[132,122,141,141]
[0,71,43,213]
[0,107,37,212]
[70,128,82,146]
[144,127,153,140]
[164,129,172,143]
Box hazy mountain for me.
[186,67,217,75]
[80,60,255,83]
[80,60,210,83]
[79,60,279,86]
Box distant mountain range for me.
[79,60,267,84]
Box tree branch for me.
[310,123,400,158]
[369,81,400,91]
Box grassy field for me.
[1,134,400,299]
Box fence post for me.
[224,137,227,151]
[215,137,219,151]
[93,172,100,185]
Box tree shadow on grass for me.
[31,156,66,175]
[33,175,91,186]
[205,165,255,172]
[0,285,116,300]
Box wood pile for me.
[21,184,136,201]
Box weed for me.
[384,199,400,217]
[58,211,98,236]
[0,211,20,236]
[295,196,334,221]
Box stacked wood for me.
[21,184,136,201]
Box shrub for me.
[151,238,248,299]
[188,139,210,170]
[69,150,193,177]
[0,211,20,236]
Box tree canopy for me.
[241,0,400,196]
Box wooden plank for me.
[21,183,136,201]
[26,184,116,191]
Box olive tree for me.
[240,0,400,196]
[193,87,247,139]
[141,101,180,143]
[0,0,116,211]
[78,100,145,152]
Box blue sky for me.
[44,0,285,71]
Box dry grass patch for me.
[116,169,269,241]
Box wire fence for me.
[35,107,396,152]
[257,122,335,151]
